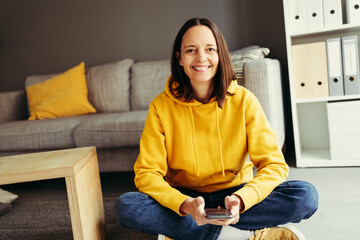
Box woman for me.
[116,18,318,240]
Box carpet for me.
[0,196,156,240]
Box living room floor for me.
[2,167,359,240]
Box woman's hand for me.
[179,197,208,226]
[223,195,243,225]
[179,195,244,226]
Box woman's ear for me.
[176,52,183,66]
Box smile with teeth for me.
[192,66,211,71]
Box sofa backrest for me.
[25,59,134,113]
[86,59,133,112]
[130,60,171,111]
[0,91,28,122]
[24,58,171,114]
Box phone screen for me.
[205,208,233,219]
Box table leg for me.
[65,153,106,240]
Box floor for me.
[1,167,359,239]
[286,167,360,239]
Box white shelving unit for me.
[283,0,360,167]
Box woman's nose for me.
[196,50,207,62]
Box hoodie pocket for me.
[225,171,239,182]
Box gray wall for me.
[0,0,287,92]
[0,0,294,160]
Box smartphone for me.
[205,208,233,219]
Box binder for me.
[288,0,307,34]
[326,38,344,96]
[323,0,343,27]
[291,42,329,99]
[341,35,360,95]
[346,0,360,24]
[306,0,324,31]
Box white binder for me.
[306,0,324,31]
[323,0,343,27]
[326,38,344,96]
[346,0,360,24]
[342,35,360,95]
[288,0,307,34]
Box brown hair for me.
[170,18,234,108]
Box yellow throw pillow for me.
[26,62,96,120]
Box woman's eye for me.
[208,48,217,52]
[186,49,195,53]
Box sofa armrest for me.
[0,90,28,122]
[244,58,285,147]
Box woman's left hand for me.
[205,195,243,226]
[220,195,243,225]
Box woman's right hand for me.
[179,196,208,226]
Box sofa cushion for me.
[230,46,270,86]
[0,115,91,151]
[131,60,170,110]
[26,62,96,120]
[86,59,134,113]
[74,111,148,148]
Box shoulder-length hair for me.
[170,18,235,108]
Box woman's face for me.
[179,25,219,85]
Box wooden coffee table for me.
[0,146,106,240]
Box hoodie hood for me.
[164,75,239,177]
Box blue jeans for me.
[115,180,318,240]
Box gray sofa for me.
[0,47,285,172]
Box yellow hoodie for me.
[134,76,289,215]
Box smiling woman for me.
[115,18,318,240]
[170,18,234,108]
[178,25,219,104]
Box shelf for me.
[296,147,360,167]
[297,149,360,167]
[283,0,360,168]
[295,94,360,104]
[290,23,360,39]
[301,148,330,160]
[297,160,360,167]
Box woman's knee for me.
[302,181,319,217]
[291,181,319,219]
[115,192,147,224]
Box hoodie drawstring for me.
[189,106,200,177]
[188,104,225,178]
[216,105,226,177]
